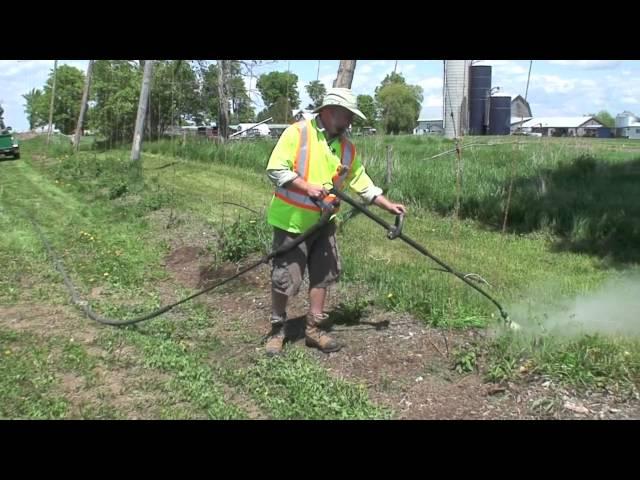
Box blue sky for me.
[1,60,639,132]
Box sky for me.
[2,59,639,132]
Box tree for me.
[194,61,255,126]
[257,97,292,123]
[590,110,615,128]
[74,60,94,149]
[305,80,326,110]
[131,60,154,164]
[256,71,300,119]
[22,88,47,130]
[217,60,230,140]
[374,72,406,102]
[149,60,200,139]
[90,60,142,144]
[377,81,423,135]
[36,64,85,135]
[353,94,376,129]
[227,61,255,123]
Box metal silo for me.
[469,65,492,135]
[616,111,636,128]
[488,95,512,135]
[443,60,470,139]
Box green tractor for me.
[0,128,19,159]
[0,105,20,159]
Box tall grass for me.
[144,134,640,262]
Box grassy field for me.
[1,133,639,419]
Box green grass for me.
[0,329,70,419]
[222,348,391,420]
[485,331,640,395]
[3,133,640,418]
[97,327,246,420]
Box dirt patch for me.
[0,303,173,419]
[1,304,99,344]
[16,132,40,141]
[189,264,640,420]
[147,208,218,251]
[56,365,171,419]
[163,246,210,289]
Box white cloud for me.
[319,73,335,88]
[351,73,372,90]
[359,63,374,74]
[418,76,443,92]
[622,96,639,104]
[547,60,622,70]
[370,60,391,68]
[424,94,442,108]
[579,79,597,88]
[477,60,529,76]
[399,63,416,74]
[297,80,311,109]
[530,74,576,94]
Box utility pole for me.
[46,60,58,146]
[333,60,357,89]
[316,60,321,81]
[73,60,94,151]
[393,60,398,74]
[131,60,154,164]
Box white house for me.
[34,124,60,134]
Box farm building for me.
[511,95,532,119]
[164,125,218,138]
[413,119,444,135]
[266,123,290,138]
[511,116,603,137]
[615,111,640,139]
[230,123,271,138]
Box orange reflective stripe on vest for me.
[275,120,356,212]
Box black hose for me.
[28,207,334,327]
[329,188,510,324]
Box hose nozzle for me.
[500,309,521,331]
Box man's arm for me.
[266,126,329,201]
[347,154,406,215]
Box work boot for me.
[265,313,287,357]
[305,312,341,353]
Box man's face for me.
[320,106,354,137]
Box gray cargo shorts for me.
[271,221,341,297]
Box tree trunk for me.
[46,60,58,146]
[217,60,230,141]
[74,60,94,151]
[333,60,357,89]
[131,60,154,165]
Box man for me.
[265,88,406,356]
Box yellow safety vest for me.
[267,119,356,234]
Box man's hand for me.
[373,195,407,215]
[306,184,329,200]
[386,203,407,215]
[289,177,328,200]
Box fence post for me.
[386,145,393,185]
